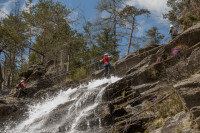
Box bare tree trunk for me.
[0,64,3,90]
[127,18,135,55]
[29,30,32,61]
[7,52,12,87]
[29,2,32,62]
[60,50,64,69]
[7,72,11,87]
[10,45,17,85]
[3,54,6,89]
[67,49,70,73]
[113,0,117,61]
[41,38,46,63]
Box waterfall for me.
[3,76,121,133]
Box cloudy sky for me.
[0,0,171,53]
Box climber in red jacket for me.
[16,80,27,99]
[100,53,112,76]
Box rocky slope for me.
[0,24,200,133]
[93,23,200,132]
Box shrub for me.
[70,67,90,80]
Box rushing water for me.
[3,76,121,133]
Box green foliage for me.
[145,27,165,46]
[152,93,183,119]
[0,0,90,88]
[149,90,184,130]
[96,0,125,61]
[96,26,119,61]
[150,118,164,129]
[70,67,90,80]
[114,104,121,110]
[176,127,182,133]
[163,0,186,26]
[188,15,200,22]
[119,5,150,24]
[119,5,150,55]
[121,90,126,97]
[29,52,41,65]
[27,0,72,63]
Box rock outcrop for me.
[92,23,200,132]
[178,0,200,32]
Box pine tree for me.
[1,11,27,87]
[163,0,186,26]
[145,27,164,46]
[119,5,150,55]
[96,0,125,61]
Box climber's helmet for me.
[104,53,109,56]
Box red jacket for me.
[102,56,109,64]
[16,82,25,89]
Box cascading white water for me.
[3,76,121,133]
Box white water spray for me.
[2,76,121,133]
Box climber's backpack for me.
[171,28,178,36]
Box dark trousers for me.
[17,88,27,98]
[104,63,111,76]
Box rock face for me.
[12,61,68,98]
[92,23,200,132]
[178,0,200,32]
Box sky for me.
[0,0,172,55]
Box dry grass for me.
[171,45,189,54]
[148,89,184,130]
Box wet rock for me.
[75,118,88,131]
[95,104,113,127]
[112,108,128,118]
[88,118,100,130]
[0,99,6,104]
[0,104,17,119]
[58,126,66,132]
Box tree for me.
[96,26,115,57]
[1,12,27,87]
[119,5,150,55]
[96,0,125,61]
[23,0,33,61]
[163,0,186,26]
[25,0,71,63]
[145,27,164,46]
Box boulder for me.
[173,73,200,117]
